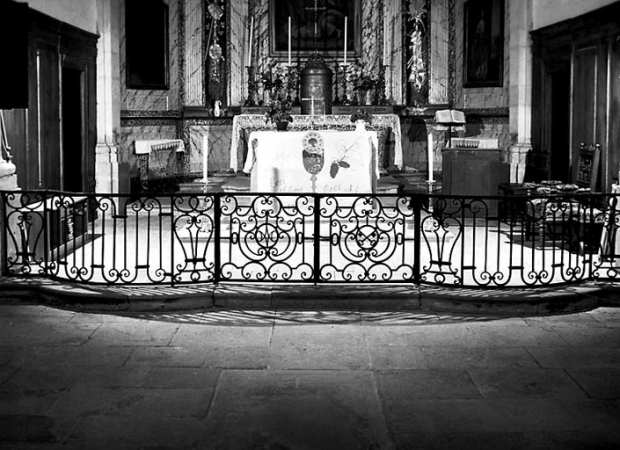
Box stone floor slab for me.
[125,346,207,367]
[392,430,620,450]
[201,370,391,450]
[50,386,212,418]
[376,369,481,399]
[567,369,620,399]
[64,416,206,450]
[422,346,540,369]
[170,323,273,348]
[384,398,580,433]
[526,346,620,369]
[367,345,428,369]
[468,368,587,399]
[141,367,221,389]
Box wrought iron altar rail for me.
[2,190,620,287]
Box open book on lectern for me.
[434,109,466,131]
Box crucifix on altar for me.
[299,0,333,115]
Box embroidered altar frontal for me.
[243,130,378,194]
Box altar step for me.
[219,175,402,194]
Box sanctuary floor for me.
[1,304,619,449]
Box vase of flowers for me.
[265,99,293,131]
[352,74,379,106]
[350,109,373,131]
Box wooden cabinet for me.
[441,148,510,215]
[532,3,620,191]
[3,7,97,192]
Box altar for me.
[243,130,379,193]
[230,114,402,173]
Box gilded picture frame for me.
[463,0,504,88]
[269,0,360,60]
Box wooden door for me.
[571,45,598,182]
[32,41,61,190]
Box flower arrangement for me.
[350,109,373,124]
[265,98,293,124]
[260,60,287,100]
[346,62,378,92]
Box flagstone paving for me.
[0,304,619,449]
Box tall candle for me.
[383,18,388,65]
[248,17,254,66]
[288,16,292,66]
[343,16,348,65]
[203,133,209,182]
[428,132,434,182]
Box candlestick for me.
[288,16,292,66]
[203,133,209,184]
[383,18,388,66]
[248,17,254,66]
[428,132,434,182]
[343,16,348,65]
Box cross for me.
[305,0,326,49]
[301,95,316,115]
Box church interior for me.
[2,2,620,449]
[0,0,619,198]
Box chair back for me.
[575,143,601,191]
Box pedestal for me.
[441,148,510,216]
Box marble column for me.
[508,0,533,183]
[0,114,18,275]
[429,0,449,105]
[229,1,249,106]
[95,0,124,193]
[184,0,203,106]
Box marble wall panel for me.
[120,0,180,111]
[120,124,179,179]
[454,0,509,110]
[229,1,248,106]
[430,0,450,104]
[186,121,234,176]
[400,116,510,172]
[185,0,203,106]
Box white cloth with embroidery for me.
[243,130,379,194]
[134,139,185,155]
[229,114,402,172]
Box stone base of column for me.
[508,144,531,184]
[95,143,130,194]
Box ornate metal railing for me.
[2,190,620,287]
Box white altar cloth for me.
[134,139,185,155]
[243,130,378,194]
[230,114,402,172]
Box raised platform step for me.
[217,175,402,194]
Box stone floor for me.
[1,303,619,449]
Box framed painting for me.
[269,0,360,60]
[125,0,169,90]
[463,0,504,87]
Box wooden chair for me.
[574,143,601,191]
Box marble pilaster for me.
[96,0,124,194]
[508,0,533,183]
[429,0,449,104]
[229,1,248,106]
[121,0,180,111]
[184,0,203,106]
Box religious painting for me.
[463,0,504,87]
[270,0,360,60]
[125,0,169,90]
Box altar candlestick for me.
[383,18,388,65]
[343,16,348,65]
[248,17,254,66]
[288,16,292,66]
[427,132,434,182]
[203,133,209,183]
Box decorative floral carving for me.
[407,0,428,104]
